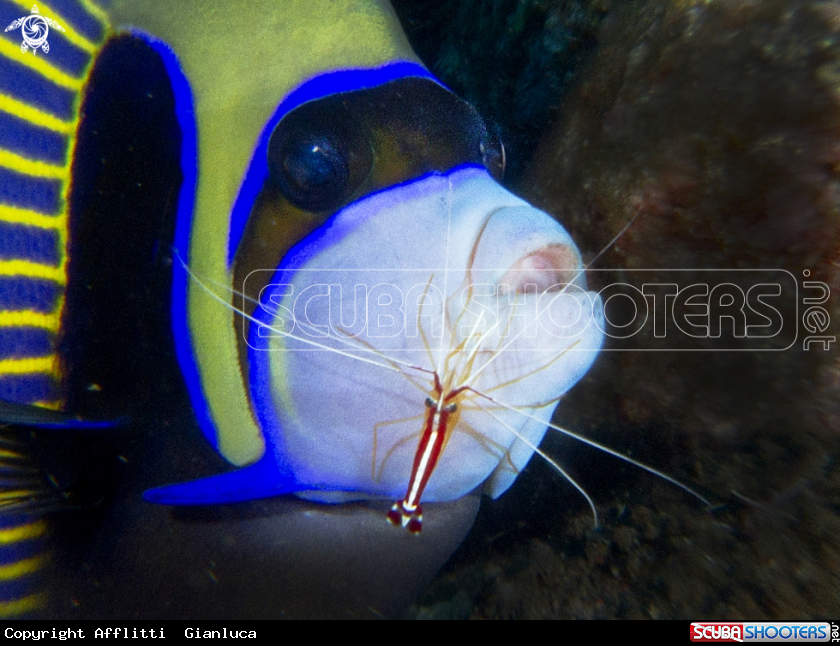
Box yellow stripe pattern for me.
[0,0,108,620]
[78,0,109,25]
[0,513,50,617]
[0,260,66,284]
[0,520,47,545]
[0,555,45,581]
[0,38,83,91]
[0,357,56,376]
[0,592,46,618]
[0,308,63,379]
[0,310,60,332]
[0,1,111,398]
[0,148,68,180]
[0,204,66,230]
[0,489,39,503]
[0,94,74,134]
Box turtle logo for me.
[5,5,64,55]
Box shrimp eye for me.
[268,104,372,212]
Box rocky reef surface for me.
[397,0,840,619]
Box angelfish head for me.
[148,68,604,514]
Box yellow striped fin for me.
[0,38,83,91]
[0,148,67,180]
[0,204,66,230]
[7,0,100,52]
[0,94,74,134]
[0,520,46,545]
[0,260,65,284]
[78,0,109,27]
[0,490,39,503]
[0,592,46,617]
[0,310,60,331]
[0,555,46,581]
[0,356,56,376]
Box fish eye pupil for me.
[282,138,347,193]
[268,105,372,213]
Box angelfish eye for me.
[268,104,372,212]
[282,137,345,195]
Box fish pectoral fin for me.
[0,400,125,429]
[143,456,299,506]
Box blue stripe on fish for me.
[0,328,53,360]
[24,31,91,80]
[0,56,78,122]
[0,278,62,312]
[154,37,436,457]
[0,520,46,565]
[0,168,62,214]
[0,222,60,264]
[143,453,299,505]
[0,110,69,165]
[45,0,107,42]
[0,374,57,404]
[0,111,68,165]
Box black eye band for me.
[267,103,373,212]
[266,78,505,215]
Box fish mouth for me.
[498,244,582,294]
[467,199,586,297]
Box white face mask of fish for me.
[239,165,605,533]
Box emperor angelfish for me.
[133,0,606,531]
[0,0,604,612]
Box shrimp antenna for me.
[477,402,600,528]
[467,387,713,510]
[172,250,432,379]
[572,202,644,282]
[176,252,430,376]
